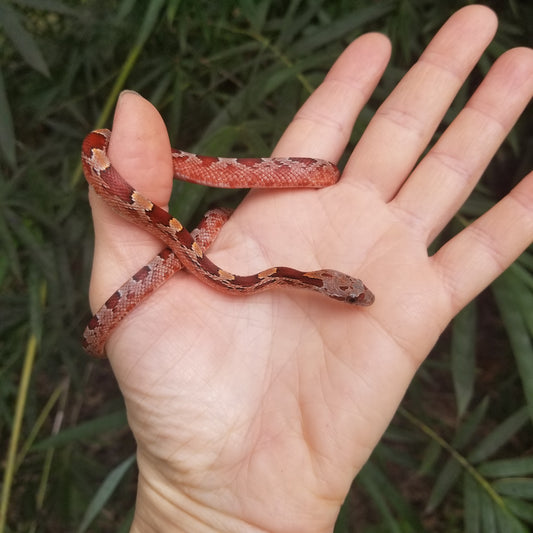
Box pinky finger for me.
[433,171,533,313]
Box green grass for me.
[0,1,532,531]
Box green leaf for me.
[137,0,166,43]
[0,204,21,277]
[357,462,405,533]
[426,458,462,513]
[468,407,529,464]
[11,0,78,16]
[495,503,530,533]
[463,472,527,533]
[77,454,136,533]
[451,302,477,418]
[198,125,243,155]
[452,397,490,450]
[116,506,135,533]
[508,261,533,336]
[479,487,497,532]
[464,474,481,533]
[165,0,181,22]
[28,268,46,343]
[419,439,442,475]
[426,399,490,512]
[0,2,50,76]
[0,69,16,167]
[493,479,533,500]
[479,457,533,478]
[503,497,533,525]
[291,1,395,55]
[32,411,128,450]
[171,182,209,225]
[238,0,270,31]
[492,271,533,422]
[358,456,423,529]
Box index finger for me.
[272,33,390,162]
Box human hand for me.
[86,5,533,532]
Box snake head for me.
[305,269,375,306]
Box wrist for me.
[129,464,339,533]
[131,472,266,533]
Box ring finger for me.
[392,47,533,244]
[344,6,497,200]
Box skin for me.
[86,6,533,532]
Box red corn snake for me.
[81,128,374,357]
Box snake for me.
[81,128,374,357]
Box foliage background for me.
[0,0,532,531]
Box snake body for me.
[81,129,374,357]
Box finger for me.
[272,32,391,161]
[88,91,174,311]
[393,47,533,243]
[345,5,497,199]
[433,171,533,313]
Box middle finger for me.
[344,6,497,200]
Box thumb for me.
[87,91,173,312]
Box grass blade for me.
[451,301,477,418]
[0,274,46,533]
[451,397,490,450]
[15,378,69,470]
[492,271,533,422]
[0,2,49,76]
[71,0,167,186]
[468,407,529,464]
[464,473,481,533]
[32,410,128,450]
[0,69,16,167]
[479,458,533,478]
[503,497,533,525]
[77,454,136,533]
[357,462,404,533]
[493,479,533,500]
[11,0,78,15]
[291,1,394,55]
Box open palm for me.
[86,6,533,532]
